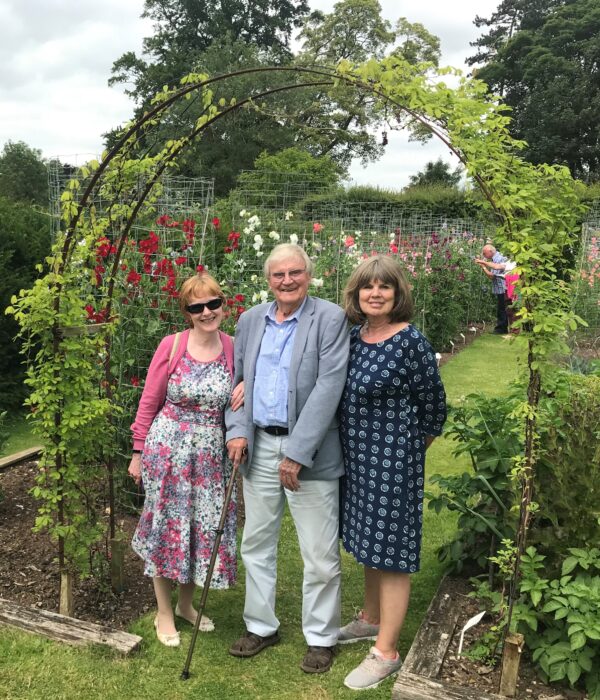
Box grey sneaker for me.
[338,615,380,644]
[343,647,402,690]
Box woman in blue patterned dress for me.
[338,256,447,690]
[128,273,242,647]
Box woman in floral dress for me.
[128,273,242,647]
[338,256,447,690]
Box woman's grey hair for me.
[343,255,414,325]
[263,243,314,278]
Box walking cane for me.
[181,460,239,680]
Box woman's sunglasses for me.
[185,298,223,314]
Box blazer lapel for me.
[246,312,268,388]
[289,296,315,382]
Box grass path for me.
[0,333,524,700]
[0,413,40,457]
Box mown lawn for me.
[0,333,524,700]
[0,412,40,457]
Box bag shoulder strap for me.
[219,331,234,378]
[168,332,182,373]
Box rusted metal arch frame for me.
[50,63,509,589]
[60,63,508,273]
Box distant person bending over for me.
[474,244,509,334]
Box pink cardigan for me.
[131,329,234,451]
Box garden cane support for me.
[59,571,74,617]
[110,536,126,594]
[499,632,524,697]
[181,462,239,680]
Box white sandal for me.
[175,604,215,632]
[153,616,180,647]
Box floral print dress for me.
[132,350,237,588]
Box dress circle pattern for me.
[340,325,446,573]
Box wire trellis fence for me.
[48,165,217,501]
[226,191,498,351]
[572,217,600,353]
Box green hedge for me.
[0,196,51,411]
[299,184,492,222]
[534,373,600,555]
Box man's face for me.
[482,246,494,260]
[268,256,310,309]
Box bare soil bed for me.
[0,460,156,628]
[439,578,584,700]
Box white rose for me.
[240,209,248,217]
[285,211,294,220]
[260,290,269,303]
[269,231,280,240]
[254,234,263,244]
[311,278,324,288]
[289,233,299,245]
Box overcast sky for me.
[0,0,500,188]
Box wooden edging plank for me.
[0,447,43,471]
[392,671,503,700]
[400,576,461,679]
[0,598,142,655]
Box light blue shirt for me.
[491,251,507,295]
[253,299,307,428]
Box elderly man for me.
[225,243,349,674]
[475,244,509,334]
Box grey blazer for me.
[225,296,349,480]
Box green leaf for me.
[567,660,581,685]
[562,557,579,575]
[542,600,563,613]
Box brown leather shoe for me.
[300,645,336,673]
[229,631,280,658]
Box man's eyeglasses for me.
[185,298,223,314]
[270,268,306,282]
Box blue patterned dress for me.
[132,350,237,588]
[340,325,446,573]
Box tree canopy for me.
[469,0,600,181]
[405,158,463,189]
[0,141,48,206]
[108,0,441,193]
[467,0,561,68]
[110,0,310,106]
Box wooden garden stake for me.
[499,632,524,697]
[110,537,126,594]
[59,571,74,617]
